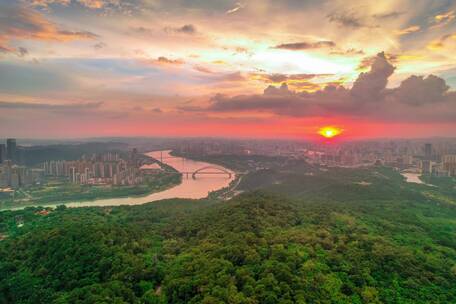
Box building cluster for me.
[419,143,456,177]
[175,139,456,177]
[0,138,42,188]
[176,140,248,156]
[42,150,152,186]
[304,142,456,176]
[0,138,26,165]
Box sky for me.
[0,0,455,140]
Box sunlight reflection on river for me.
[45,150,234,208]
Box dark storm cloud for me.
[274,41,336,50]
[189,53,456,122]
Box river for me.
[7,150,235,209]
[401,172,435,187]
[401,172,425,184]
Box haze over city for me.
[1,0,455,139]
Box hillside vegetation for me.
[0,164,455,303]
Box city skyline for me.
[1,0,456,139]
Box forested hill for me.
[1,186,455,303]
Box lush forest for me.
[0,162,455,303]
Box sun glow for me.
[318,126,343,138]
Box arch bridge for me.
[173,166,233,179]
[164,166,243,179]
[191,166,232,179]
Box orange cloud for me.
[0,4,98,52]
[193,65,214,74]
[397,54,424,61]
[395,25,420,36]
[431,10,455,28]
[248,73,335,92]
[29,0,110,9]
[427,33,456,50]
[435,10,455,23]
[138,56,186,69]
[29,0,71,7]
[77,0,106,9]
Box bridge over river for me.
[3,150,239,210]
[163,165,245,179]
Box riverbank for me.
[0,150,234,210]
[400,171,437,187]
[0,172,181,211]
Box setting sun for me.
[318,126,343,138]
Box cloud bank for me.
[198,52,456,123]
[0,3,97,54]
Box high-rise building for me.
[70,167,76,183]
[424,143,432,160]
[421,160,434,174]
[6,138,17,163]
[0,144,6,163]
[17,147,26,165]
[442,155,456,177]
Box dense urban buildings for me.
[1,137,456,191]
[175,138,456,177]
[0,139,165,189]
[0,138,39,188]
[442,154,456,177]
[0,144,5,164]
[6,139,17,163]
[0,160,44,188]
[42,152,149,186]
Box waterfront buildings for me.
[0,160,44,188]
[0,144,5,163]
[6,139,17,163]
[424,143,432,160]
[443,155,456,177]
[0,138,24,165]
[42,152,153,186]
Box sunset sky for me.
[0,0,455,139]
